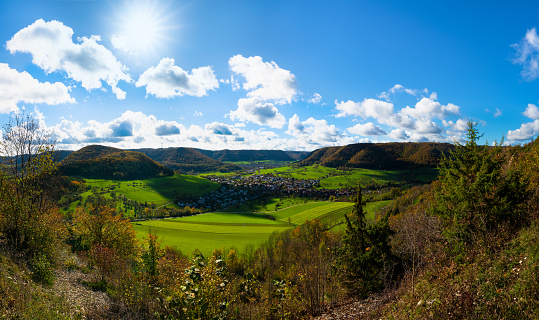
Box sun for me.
[112,1,173,56]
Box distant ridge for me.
[299,142,455,169]
[284,151,310,161]
[59,145,173,179]
[135,147,241,173]
[196,149,296,162]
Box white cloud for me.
[335,98,415,128]
[523,104,539,120]
[308,93,322,104]
[507,120,539,141]
[414,119,443,134]
[347,122,387,136]
[136,58,219,98]
[46,109,355,151]
[401,97,460,120]
[227,98,286,128]
[389,84,404,93]
[335,93,465,142]
[506,103,539,142]
[442,119,469,132]
[155,123,180,136]
[389,128,409,140]
[6,19,132,99]
[110,119,133,137]
[494,108,502,118]
[378,84,429,101]
[377,92,390,101]
[512,27,539,81]
[286,114,341,144]
[51,110,187,147]
[0,63,74,113]
[227,55,297,128]
[229,55,297,104]
[194,111,203,117]
[205,122,234,136]
[110,34,131,54]
[335,99,392,119]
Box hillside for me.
[52,150,73,162]
[59,145,174,179]
[299,142,454,169]
[284,150,310,161]
[135,147,241,173]
[196,149,297,162]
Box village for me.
[176,174,356,209]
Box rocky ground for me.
[313,295,386,320]
[52,256,111,319]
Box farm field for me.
[255,165,438,189]
[329,200,393,231]
[63,174,219,215]
[219,196,315,213]
[134,200,388,256]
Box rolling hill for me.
[284,150,310,161]
[196,149,296,162]
[299,142,455,169]
[59,145,174,179]
[135,147,241,173]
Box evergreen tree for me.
[433,122,529,250]
[339,186,396,297]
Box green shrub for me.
[31,253,54,285]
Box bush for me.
[31,253,54,285]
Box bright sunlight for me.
[112,1,172,56]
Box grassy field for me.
[329,200,393,231]
[134,200,389,256]
[220,196,315,213]
[63,174,219,215]
[256,165,438,189]
[133,212,292,256]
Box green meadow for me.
[63,174,219,215]
[134,200,387,256]
[219,196,315,213]
[133,212,292,256]
[256,165,438,189]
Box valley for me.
[58,144,433,256]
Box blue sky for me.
[1,0,539,151]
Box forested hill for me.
[135,147,241,173]
[299,142,455,169]
[196,149,297,162]
[284,150,310,161]
[58,145,174,179]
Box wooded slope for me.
[196,149,296,162]
[135,147,241,173]
[299,142,455,169]
[59,145,174,179]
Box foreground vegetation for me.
[1,115,539,319]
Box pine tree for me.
[339,186,396,297]
[433,121,529,250]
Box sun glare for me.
[113,1,174,56]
